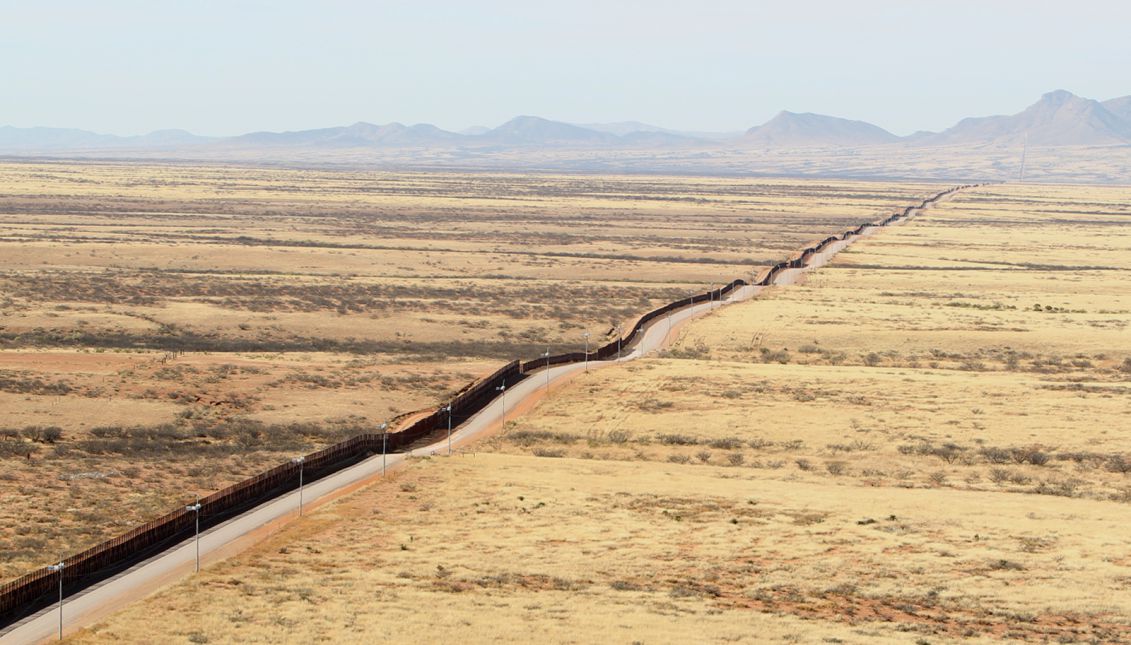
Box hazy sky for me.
[3,1,1129,136]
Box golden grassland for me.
[0,162,943,580]
[67,183,1131,642]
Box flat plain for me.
[0,162,942,581]
[67,183,1131,642]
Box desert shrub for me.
[637,398,674,413]
[931,443,965,463]
[1120,357,1131,373]
[927,471,947,486]
[21,426,64,444]
[1008,447,1049,466]
[531,447,565,458]
[507,430,578,446]
[606,430,631,445]
[669,342,709,360]
[668,454,690,464]
[707,437,743,450]
[696,450,712,464]
[825,461,846,476]
[727,453,745,466]
[988,467,1011,484]
[658,434,699,446]
[758,347,790,364]
[795,458,813,471]
[980,447,1011,464]
[1106,455,1131,475]
[748,438,774,450]
[827,440,874,453]
[1032,478,1083,497]
[0,440,36,459]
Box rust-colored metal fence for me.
[0,185,977,630]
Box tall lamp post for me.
[186,502,202,571]
[542,347,551,391]
[291,456,305,516]
[442,404,453,455]
[496,381,507,426]
[47,561,64,641]
[582,331,590,372]
[379,421,389,475]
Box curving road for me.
[1,199,937,644]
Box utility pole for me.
[291,457,304,516]
[443,404,453,455]
[543,347,551,391]
[186,502,202,571]
[379,421,389,475]
[496,381,507,425]
[47,562,64,641]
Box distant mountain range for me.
[2,90,1129,157]
[743,111,899,146]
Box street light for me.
[291,456,305,517]
[582,332,590,372]
[442,404,453,455]
[47,561,64,641]
[379,421,389,475]
[185,502,202,572]
[496,381,507,426]
[542,347,551,391]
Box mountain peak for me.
[744,111,897,146]
[485,116,614,145]
[925,89,1131,146]
[1039,89,1078,104]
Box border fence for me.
[0,184,979,630]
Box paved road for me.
[0,220,884,644]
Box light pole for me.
[496,381,507,426]
[543,347,551,391]
[582,332,590,372]
[186,502,202,571]
[47,561,64,640]
[291,456,305,516]
[379,421,389,475]
[443,404,453,455]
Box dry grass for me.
[0,162,943,580]
[66,182,1131,642]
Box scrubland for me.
[67,183,1131,642]
[0,162,940,580]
